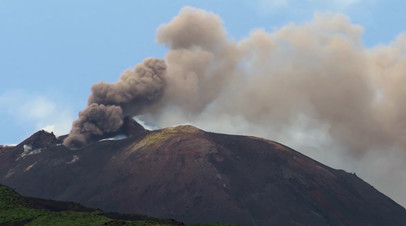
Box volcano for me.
[1,118,405,225]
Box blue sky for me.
[1,0,405,144]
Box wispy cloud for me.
[0,90,74,137]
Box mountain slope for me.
[0,184,184,225]
[1,122,406,225]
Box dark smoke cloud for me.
[63,103,123,149]
[156,7,241,113]
[88,58,166,115]
[64,58,166,148]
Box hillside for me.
[0,184,186,225]
[1,119,406,225]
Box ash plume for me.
[88,58,167,115]
[65,6,406,161]
[64,58,166,148]
[63,104,123,149]
[151,7,406,159]
[150,7,406,205]
[64,6,406,205]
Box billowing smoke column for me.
[63,58,166,149]
[63,104,123,148]
[64,6,406,159]
[150,7,406,159]
[88,58,167,116]
[153,7,406,205]
[64,7,406,205]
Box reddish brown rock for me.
[1,126,405,225]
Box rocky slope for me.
[1,119,406,225]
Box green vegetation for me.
[0,184,235,226]
[0,185,177,225]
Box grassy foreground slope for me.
[0,184,190,225]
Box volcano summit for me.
[1,119,405,225]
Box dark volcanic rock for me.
[20,130,58,150]
[1,126,405,225]
[121,116,146,137]
[89,116,146,143]
[58,117,146,147]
